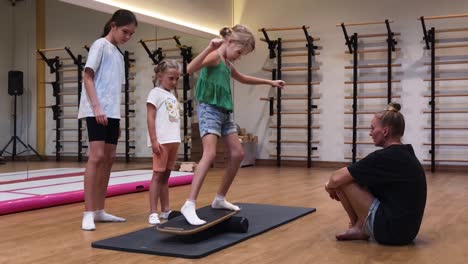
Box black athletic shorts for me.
[86,117,120,145]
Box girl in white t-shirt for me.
[79,9,137,231]
[146,60,181,224]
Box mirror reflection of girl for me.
[146,60,181,225]
[78,9,137,231]
[181,25,285,225]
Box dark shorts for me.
[86,117,120,145]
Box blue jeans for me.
[198,103,237,138]
[363,198,380,239]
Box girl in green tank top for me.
[180,25,286,226]
[195,54,233,111]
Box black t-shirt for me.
[347,144,427,245]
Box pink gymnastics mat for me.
[0,169,193,215]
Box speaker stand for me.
[0,94,43,161]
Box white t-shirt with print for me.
[147,87,181,146]
[78,38,125,119]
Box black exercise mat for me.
[92,203,316,259]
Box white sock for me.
[148,213,160,225]
[159,211,172,220]
[181,200,206,225]
[82,211,96,231]
[211,195,240,211]
[94,210,126,222]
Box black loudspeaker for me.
[8,71,23,96]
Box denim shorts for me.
[198,103,237,138]
[363,198,380,239]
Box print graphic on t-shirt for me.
[165,98,180,122]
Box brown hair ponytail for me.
[101,9,138,37]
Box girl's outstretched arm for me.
[231,66,285,88]
[187,38,224,74]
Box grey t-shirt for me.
[78,38,125,119]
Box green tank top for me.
[195,59,233,111]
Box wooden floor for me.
[1,161,467,263]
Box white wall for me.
[60,0,232,38]
[0,1,14,148]
[104,0,233,33]
[233,0,468,164]
[6,0,468,164]
[0,0,36,153]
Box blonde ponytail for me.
[220,24,256,54]
[375,102,405,138]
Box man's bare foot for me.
[336,227,369,241]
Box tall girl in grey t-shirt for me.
[78,9,137,231]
